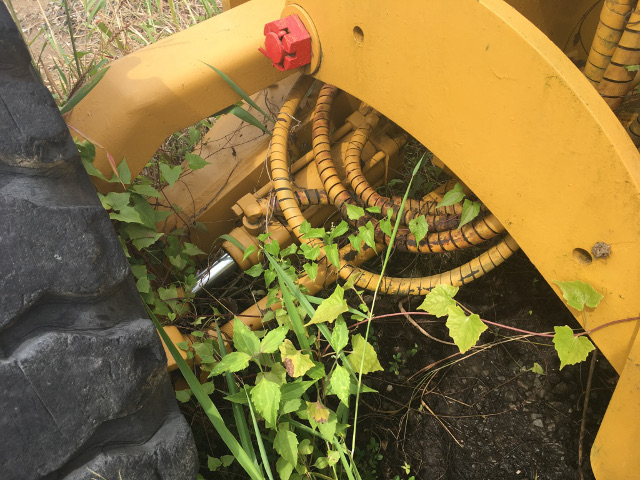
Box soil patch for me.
[356,251,616,480]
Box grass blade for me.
[243,387,276,480]
[148,306,266,480]
[278,278,312,353]
[203,63,275,124]
[350,154,427,454]
[60,66,109,114]
[214,321,258,467]
[228,105,270,134]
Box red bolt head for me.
[263,31,285,65]
[259,15,312,71]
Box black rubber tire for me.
[0,4,199,479]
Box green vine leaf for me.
[276,457,294,480]
[554,281,603,311]
[280,244,298,258]
[458,199,481,229]
[274,427,299,467]
[298,439,314,455]
[418,284,459,317]
[300,243,320,261]
[280,340,315,378]
[116,158,132,185]
[159,163,182,186]
[530,362,544,375]
[346,204,365,221]
[233,319,260,356]
[122,224,163,250]
[129,184,162,198]
[242,244,256,262]
[329,364,351,405]
[303,262,318,282]
[210,351,251,376]
[436,182,465,208]
[446,305,487,353]
[250,377,281,428]
[306,401,330,423]
[186,152,210,170]
[300,221,325,239]
[207,455,222,472]
[182,242,205,256]
[553,325,595,369]
[358,221,376,250]
[245,264,264,277]
[348,334,383,374]
[331,318,349,353]
[130,194,156,229]
[379,215,393,237]
[280,379,316,402]
[176,389,192,403]
[408,215,428,244]
[323,243,340,269]
[109,204,144,225]
[348,234,362,254]
[260,325,289,354]
[102,192,130,211]
[307,285,348,326]
[329,221,349,241]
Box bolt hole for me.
[573,248,593,265]
[353,26,364,43]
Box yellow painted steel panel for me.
[290,0,640,374]
[591,332,640,479]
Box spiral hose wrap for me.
[267,77,519,295]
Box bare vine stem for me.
[351,311,640,340]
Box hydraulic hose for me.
[338,234,520,295]
[311,84,505,254]
[584,0,635,87]
[598,5,640,109]
[268,76,519,295]
[344,121,462,231]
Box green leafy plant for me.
[437,182,482,228]
[353,437,383,480]
[417,282,601,369]
[389,344,418,376]
[77,139,206,318]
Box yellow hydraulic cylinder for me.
[66,0,290,192]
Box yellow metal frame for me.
[66,0,290,189]
[69,1,640,478]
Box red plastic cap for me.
[259,15,312,71]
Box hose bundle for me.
[268,77,519,295]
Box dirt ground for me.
[353,250,616,480]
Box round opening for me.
[572,248,593,265]
[353,25,364,43]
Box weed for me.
[389,344,418,376]
[353,437,383,480]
